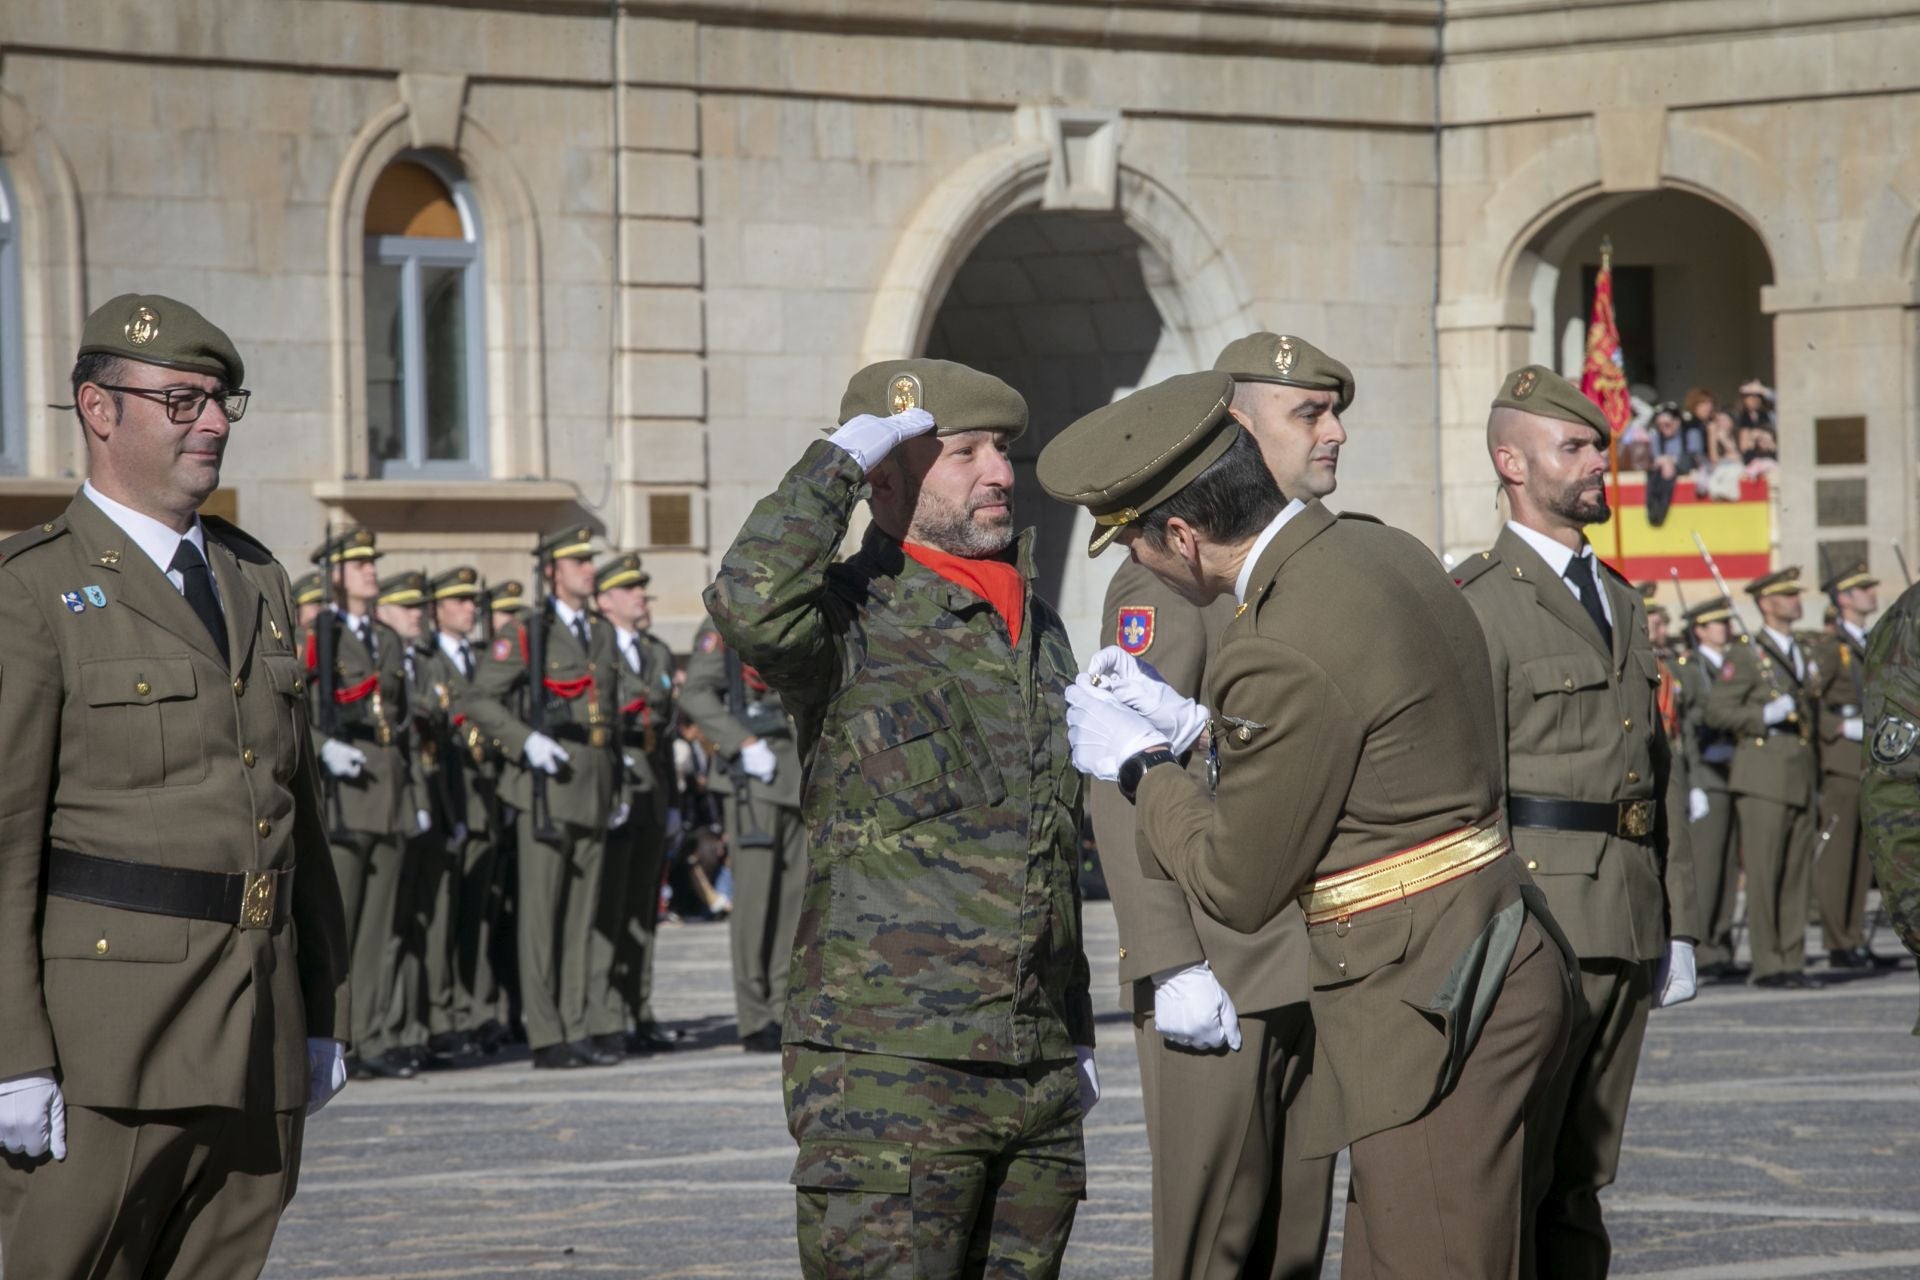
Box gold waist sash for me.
[1298,814,1509,926]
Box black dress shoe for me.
[473,1020,507,1056]
[1701,961,1750,984]
[572,1038,623,1067]
[589,1032,628,1059]
[362,1049,419,1079]
[345,1055,371,1080]
[627,1022,682,1054]
[1860,947,1902,970]
[1757,971,1824,989]
[1829,948,1867,969]
[532,1043,588,1070]
[740,1026,782,1054]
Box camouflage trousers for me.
[784,1045,1086,1280]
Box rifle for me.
[1667,566,1691,619]
[1691,530,1795,712]
[723,648,775,849]
[527,539,560,843]
[418,566,459,838]
[1895,540,1913,589]
[314,520,352,841]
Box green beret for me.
[377,570,428,607]
[291,571,325,607]
[1747,566,1804,599]
[1683,596,1732,626]
[1491,365,1611,444]
[596,552,650,593]
[79,293,244,388]
[837,358,1027,441]
[313,526,381,566]
[1212,332,1355,413]
[486,580,528,613]
[538,524,596,560]
[1036,371,1238,557]
[430,566,481,600]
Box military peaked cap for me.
[291,571,325,607]
[313,527,381,566]
[1037,370,1239,557]
[486,580,528,614]
[1683,595,1734,626]
[79,293,245,388]
[838,358,1028,441]
[1824,562,1878,594]
[430,566,481,600]
[1746,566,1804,599]
[1492,364,1612,445]
[376,571,428,607]
[538,524,596,560]
[596,552,650,593]
[1212,332,1355,413]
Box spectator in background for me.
[1684,387,1719,435]
[1646,401,1704,526]
[1699,408,1745,501]
[1737,379,1779,474]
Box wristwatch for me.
[1118,748,1179,804]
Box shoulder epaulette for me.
[1336,511,1384,526]
[0,515,69,566]
[201,513,275,565]
[1451,548,1501,588]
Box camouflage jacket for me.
[704,439,1094,1064]
[1859,590,1920,1024]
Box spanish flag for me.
[1599,477,1773,582]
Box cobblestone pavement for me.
[265,900,1920,1279]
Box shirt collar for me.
[1764,626,1796,653]
[1844,620,1869,647]
[1506,519,1590,580]
[552,597,586,630]
[614,625,637,649]
[1697,643,1724,665]
[1234,499,1308,605]
[436,630,471,662]
[82,479,207,576]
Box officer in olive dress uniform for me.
[1809,565,1899,969]
[477,577,528,1029]
[680,620,807,1052]
[1678,597,1745,980]
[594,553,684,1053]
[0,293,349,1278]
[1706,568,1824,987]
[1047,371,1572,1279]
[459,526,625,1068]
[1087,333,1351,1280]
[293,570,324,630]
[307,528,420,1079]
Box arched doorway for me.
[923,209,1198,654]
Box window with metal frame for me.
[0,161,24,474]
[363,152,487,478]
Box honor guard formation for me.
[2,294,1916,1280]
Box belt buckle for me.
[1618,800,1655,840]
[589,726,609,748]
[240,871,276,929]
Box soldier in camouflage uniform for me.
[705,358,1096,1278]
[1861,582,1920,1021]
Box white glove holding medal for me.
[1064,684,1167,782]
[1083,647,1210,756]
[828,408,937,473]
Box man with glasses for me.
[0,293,349,1277]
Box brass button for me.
[292,678,303,694]
[1626,771,1640,784]
[242,748,257,768]
[1755,737,1766,747]
[41,523,53,532]
[1236,725,1252,742]
[1623,718,1632,731]
[256,819,271,837]
[1526,859,1540,871]
[135,680,151,696]
[1118,947,1127,960]
[95,938,109,955]
[1563,677,1575,690]
[233,677,246,695]
[1337,958,1348,973]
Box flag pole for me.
[1602,237,1625,567]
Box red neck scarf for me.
[903,542,1025,646]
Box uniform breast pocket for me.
[259,652,307,776]
[79,656,206,790]
[846,682,1006,832]
[1520,650,1614,750]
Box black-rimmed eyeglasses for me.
[92,384,251,424]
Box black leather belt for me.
[47,849,293,930]
[549,723,611,747]
[1508,796,1656,842]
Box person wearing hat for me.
[1084,332,1349,1279]
[1809,565,1899,970]
[0,293,349,1276]
[1455,365,1698,1280]
[589,553,683,1055]
[1045,370,1571,1278]
[1678,596,1745,980]
[307,529,421,1080]
[485,579,528,633]
[293,570,325,630]
[460,525,626,1069]
[679,616,806,1054]
[705,357,1097,1273]
[1705,566,1823,988]
[1859,583,1920,978]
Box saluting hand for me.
[827,408,936,473]
[1084,648,1210,755]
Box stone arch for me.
[0,86,87,480]
[326,89,545,482]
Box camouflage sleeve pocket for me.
[790,1137,912,1194]
[1865,676,1920,775]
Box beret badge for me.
[1273,336,1297,376]
[1512,369,1538,398]
[889,373,922,414]
[125,305,161,346]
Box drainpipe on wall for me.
[1430,1,1447,557]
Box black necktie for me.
[458,642,473,680]
[573,615,592,653]
[1564,554,1613,649]
[170,540,230,667]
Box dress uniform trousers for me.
[331,832,407,1058]
[382,828,440,1052]
[0,1106,302,1280]
[1689,784,1741,969]
[1737,781,1819,981]
[518,813,605,1050]
[729,790,809,1039]
[1132,1004,1331,1280]
[1814,771,1872,952]
[599,786,672,1033]
[450,824,502,1032]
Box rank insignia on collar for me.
[83,585,107,608]
[1870,715,1919,767]
[1117,606,1155,656]
[60,590,86,614]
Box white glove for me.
[1064,683,1167,782]
[306,1038,348,1116]
[610,802,632,829]
[0,1072,66,1160]
[1084,647,1210,756]
[739,739,778,784]
[1652,938,1698,1009]
[523,732,571,776]
[1073,1046,1100,1117]
[1688,787,1711,824]
[416,809,432,834]
[827,408,937,473]
[320,739,367,778]
[1762,694,1797,726]
[1151,962,1243,1052]
[1844,716,1865,743]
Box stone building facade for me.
[1,1,1916,649]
